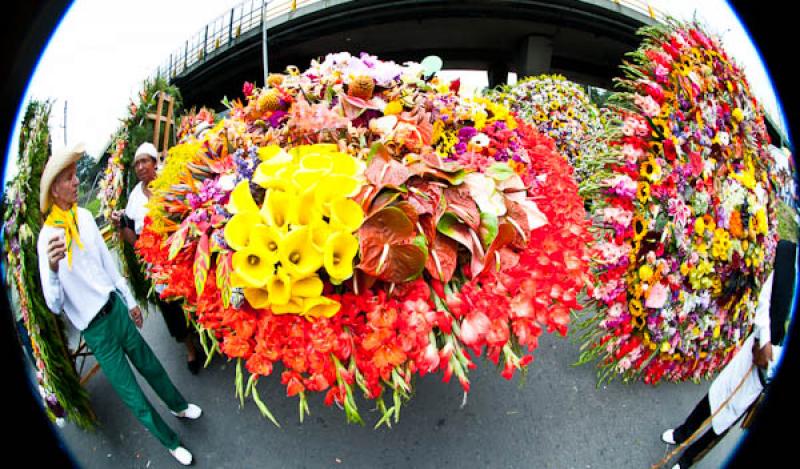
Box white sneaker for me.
[661,428,677,445]
[172,403,202,419]
[671,464,682,469]
[169,446,193,466]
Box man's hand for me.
[47,234,66,272]
[753,340,773,369]
[110,210,123,228]
[130,306,143,329]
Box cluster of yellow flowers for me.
[224,144,366,319]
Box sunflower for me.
[636,181,651,203]
[632,314,646,329]
[632,215,648,240]
[629,298,644,317]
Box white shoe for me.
[169,446,193,466]
[671,464,682,469]
[661,428,677,445]
[172,403,202,419]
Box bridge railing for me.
[154,0,666,81]
[155,0,320,80]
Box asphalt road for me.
[52,307,741,469]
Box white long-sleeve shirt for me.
[37,207,138,331]
[124,181,148,235]
[708,271,773,434]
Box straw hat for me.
[39,142,85,213]
[134,142,159,164]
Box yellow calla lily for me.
[302,296,341,319]
[266,268,292,305]
[308,218,331,253]
[291,188,323,226]
[253,149,294,188]
[224,211,263,251]
[323,231,359,283]
[250,223,283,260]
[292,275,324,298]
[290,144,338,160]
[261,189,297,232]
[227,180,259,214]
[329,198,365,232]
[230,271,248,288]
[315,175,360,216]
[232,245,275,288]
[292,169,327,192]
[243,287,271,310]
[330,151,364,178]
[279,226,324,278]
[271,297,304,315]
[300,152,334,172]
[257,145,285,162]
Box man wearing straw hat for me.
[37,143,200,466]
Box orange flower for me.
[729,210,744,238]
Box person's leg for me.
[677,426,729,468]
[157,298,199,369]
[82,307,181,450]
[674,394,711,443]
[115,295,189,414]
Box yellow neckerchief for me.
[45,203,84,268]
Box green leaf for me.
[479,212,499,250]
[252,383,281,427]
[487,162,515,181]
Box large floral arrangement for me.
[97,138,127,240]
[3,100,95,429]
[486,75,615,196]
[137,52,592,425]
[576,21,778,384]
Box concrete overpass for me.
[162,0,661,109]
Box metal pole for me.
[261,0,268,81]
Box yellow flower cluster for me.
[224,144,366,319]
[711,228,731,260]
[688,259,714,291]
[471,97,517,131]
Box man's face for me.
[134,156,157,184]
[51,163,79,208]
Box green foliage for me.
[3,100,96,429]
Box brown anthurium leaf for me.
[368,189,403,216]
[478,223,516,276]
[379,243,427,283]
[443,185,481,231]
[424,232,458,283]
[504,199,532,250]
[392,201,419,228]
[358,206,426,281]
[365,145,411,189]
[407,179,444,217]
[437,212,485,278]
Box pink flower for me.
[622,143,644,164]
[634,94,661,117]
[645,282,669,309]
[459,312,491,346]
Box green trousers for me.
[82,293,188,450]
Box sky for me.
[3,0,791,180]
